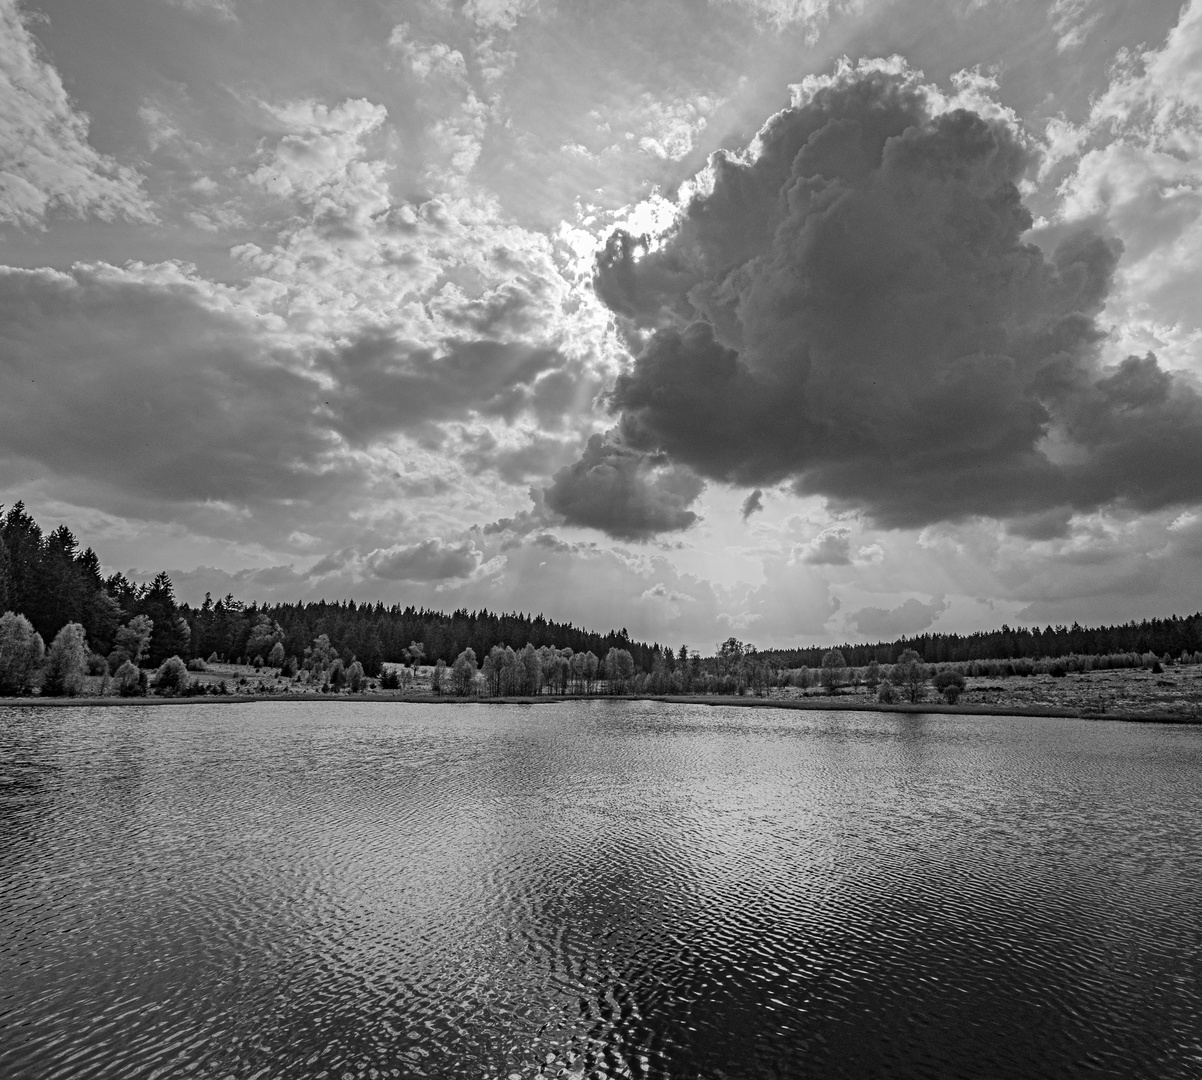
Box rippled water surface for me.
[2,701,1200,1079]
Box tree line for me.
[757,616,1202,670]
[5,500,1202,698]
[0,502,664,694]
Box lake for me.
[1,700,1199,1079]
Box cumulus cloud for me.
[1055,1,1202,366]
[740,488,764,520]
[586,58,1202,533]
[366,538,483,581]
[799,526,852,565]
[544,434,704,540]
[0,0,155,227]
[250,98,388,203]
[849,596,948,638]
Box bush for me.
[155,656,191,696]
[87,651,108,676]
[380,666,400,690]
[877,681,897,704]
[42,622,89,697]
[942,685,962,704]
[280,656,296,678]
[253,655,264,670]
[106,648,131,675]
[114,660,145,697]
[932,670,966,693]
[187,658,207,672]
[0,612,45,696]
[207,652,219,664]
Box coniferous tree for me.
[0,533,11,614]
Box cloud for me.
[631,94,722,161]
[366,538,483,581]
[740,488,764,520]
[0,0,155,227]
[1055,1,1202,367]
[849,596,948,638]
[1049,0,1102,53]
[162,0,238,20]
[0,263,367,536]
[587,58,1202,533]
[799,526,851,565]
[250,98,388,203]
[714,0,856,41]
[544,434,704,540]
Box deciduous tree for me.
[42,622,88,697]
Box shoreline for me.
[1,691,1198,724]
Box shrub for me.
[114,660,144,697]
[42,622,89,697]
[253,655,264,670]
[106,648,131,675]
[1050,662,1067,678]
[155,656,191,696]
[877,681,897,704]
[280,656,296,678]
[87,651,108,676]
[380,666,400,690]
[0,612,46,696]
[1151,660,1164,674]
[207,652,219,664]
[187,658,207,672]
[932,670,966,704]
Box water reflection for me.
[1,701,1200,1079]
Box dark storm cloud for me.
[0,263,583,539]
[580,65,1202,533]
[740,488,764,520]
[0,265,353,516]
[316,331,574,443]
[544,434,703,540]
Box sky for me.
[2,0,1201,651]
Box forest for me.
[3,501,1202,694]
[0,502,659,683]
